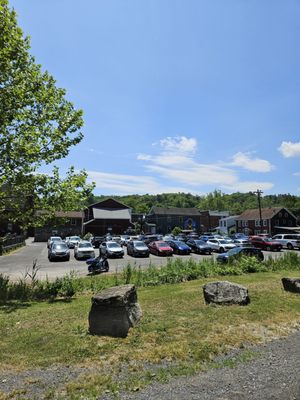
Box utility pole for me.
[253,189,263,232]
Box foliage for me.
[88,191,300,219]
[171,226,182,236]
[0,1,94,228]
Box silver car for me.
[100,241,124,258]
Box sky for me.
[9,0,300,196]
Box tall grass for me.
[1,252,300,303]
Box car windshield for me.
[134,241,146,247]
[107,242,120,248]
[194,240,206,245]
[70,236,80,241]
[157,242,169,248]
[218,240,227,244]
[51,237,62,241]
[79,242,92,248]
[53,243,67,250]
[227,247,241,256]
[173,241,185,245]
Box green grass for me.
[0,270,300,399]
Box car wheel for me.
[287,243,293,250]
[219,247,224,253]
[266,246,271,251]
[66,256,70,261]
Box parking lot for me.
[0,238,287,281]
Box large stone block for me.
[88,284,142,337]
[282,278,300,294]
[203,280,250,305]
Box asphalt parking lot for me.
[0,238,286,281]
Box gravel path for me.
[0,331,299,399]
[119,330,300,400]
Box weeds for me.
[1,251,300,303]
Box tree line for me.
[88,191,300,217]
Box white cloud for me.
[231,152,274,172]
[293,172,300,176]
[86,170,189,194]
[222,181,274,193]
[159,136,197,153]
[136,136,274,194]
[278,141,300,158]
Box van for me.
[272,234,300,250]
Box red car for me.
[148,241,173,256]
[250,236,282,251]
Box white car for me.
[67,236,81,248]
[74,241,95,260]
[272,234,300,250]
[206,238,237,253]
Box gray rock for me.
[282,278,300,294]
[203,281,250,305]
[88,284,142,337]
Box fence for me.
[0,235,26,255]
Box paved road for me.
[0,239,285,281]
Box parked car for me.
[233,238,251,247]
[271,234,300,250]
[167,240,191,255]
[174,234,187,242]
[91,236,105,248]
[216,246,264,263]
[250,236,282,251]
[144,235,163,245]
[127,240,150,257]
[74,240,95,259]
[48,242,70,261]
[120,235,130,246]
[186,239,212,255]
[67,236,81,249]
[199,235,215,242]
[47,236,63,248]
[148,241,173,256]
[100,241,124,258]
[206,238,236,253]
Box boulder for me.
[282,278,300,294]
[203,281,250,305]
[88,284,142,337]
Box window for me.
[71,218,76,226]
[284,212,288,218]
[263,220,267,226]
[254,230,261,235]
[255,220,260,227]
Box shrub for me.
[0,274,10,303]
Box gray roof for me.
[92,208,131,220]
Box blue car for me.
[167,240,191,255]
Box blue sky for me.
[9,0,300,196]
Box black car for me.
[127,240,150,257]
[216,246,264,263]
[91,236,105,248]
[48,242,70,261]
[186,239,212,255]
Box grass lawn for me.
[0,270,300,398]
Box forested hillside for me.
[87,191,300,217]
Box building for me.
[236,207,299,236]
[199,210,230,233]
[146,207,203,234]
[34,211,83,242]
[83,198,134,236]
[218,215,239,235]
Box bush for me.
[0,274,10,303]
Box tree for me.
[0,1,94,229]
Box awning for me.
[274,226,300,232]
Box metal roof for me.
[92,208,131,220]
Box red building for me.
[236,207,298,236]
